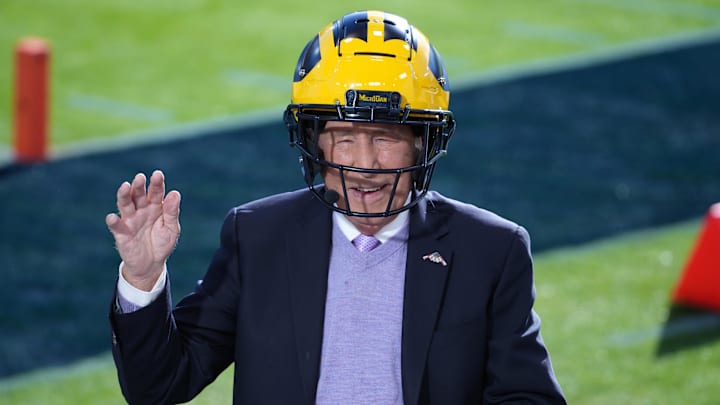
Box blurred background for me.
[1,0,719,403]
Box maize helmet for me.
[284,10,455,217]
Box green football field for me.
[1,0,720,404]
[2,0,720,149]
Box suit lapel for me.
[402,194,452,405]
[285,193,332,404]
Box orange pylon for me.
[13,37,50,163]
[672,203,720,312]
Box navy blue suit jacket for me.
[110,188,565,404]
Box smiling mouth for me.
[352,185,384,194]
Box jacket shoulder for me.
[426,191,522,232]
[228,187,317,223]
[424,191,530,248]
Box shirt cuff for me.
[116,262,167,312]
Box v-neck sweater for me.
[315,219,409,404]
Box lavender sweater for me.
[315,221,409,404]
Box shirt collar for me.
[332,194,411,244]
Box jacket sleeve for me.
[483,226,567,404]
[109,209,240,405]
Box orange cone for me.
[13,37,50,163]
[672,203,720,312]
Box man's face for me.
[317,121,418,235]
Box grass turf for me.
[1,1,720,402]
[1,0,720,147]
[1,219,718,404]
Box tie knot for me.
[352,234,381,253]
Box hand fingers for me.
[115,170,168,219]
[105,212,130,236]
[131,172,149,209]
[116,181,134,217]
[105,212,118,228]
[162,190,182,235]
[147,170,166,205]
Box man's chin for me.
[346,214,394,234]
[344,201,392,216]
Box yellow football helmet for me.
[284,10,455,217]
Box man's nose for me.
[353,138,380,172]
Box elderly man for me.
[107,10,565,404]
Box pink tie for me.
[352,234,381,252]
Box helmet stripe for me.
[293,34,321,82]
[382,12,411,46]
[427,44,450,90]
[333,10,369,47]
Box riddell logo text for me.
[358,94,388,103]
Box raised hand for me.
[106,170,181,291]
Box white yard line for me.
[50,107,282,160]
[608,313,720,347]
[67,94,174,123]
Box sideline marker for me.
[672,203,720,312]
[13,37,50,163]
